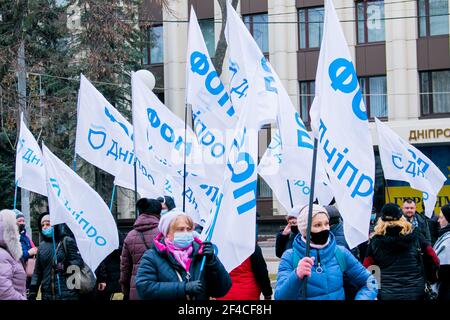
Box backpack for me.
[61,237,96,294]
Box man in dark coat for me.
[93,231,125,300]
[275,209,298,258]
[120,198,162,300]
[28,212,84,300]
[402,198,432,244]
[428,213,440,246]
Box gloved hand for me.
[201,242,215,263]
[185,280,205,296]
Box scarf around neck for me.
[165,239,193,272]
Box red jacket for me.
[217,257,261,300]
[120,214,159,300]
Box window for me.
[199,19,215,57]
[359,76,388,119]
[418,0,449,37]
[420,70,450,115]
[143,25,163,65]
[299,81,315,124]
[298,7,324,49]
[356,0,385,44]
[243,13,269,54]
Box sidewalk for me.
[258,237,280,291]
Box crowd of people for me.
[0,196,449,300]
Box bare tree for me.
[214,0,239,76]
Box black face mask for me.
[291,225,299,234]
[310,229,330,245]
[18,224,26,233]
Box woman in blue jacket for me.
[135,210,231,300]
[275,204,378,300]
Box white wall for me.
[163,0,189,119]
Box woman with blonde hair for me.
[363,203,439,300]
[135,210,231,300]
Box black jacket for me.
[366,230,430,300]
[436,225,450,300]
[275,229,297,258]
[428,215,440,246]
[250,244,272,298]
[135,235,231,300]
[29,214,84,300]
[95,232,124,295]
[405,213,432,244]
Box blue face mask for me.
[173,232,194,249]
[371,214,377,222]
[42,226,53,237]
[161,209,169,215]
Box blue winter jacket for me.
[19,231,33,263]
[274,233,377,300]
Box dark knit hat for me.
[156,196,176,211]
[381,203,402,222]
[441,204,450,222]
[136,198,162,215]
[324,205,341,226]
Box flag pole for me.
[198,193,223,276]
[13,182,18,209]
[73,152,77,172]
[52,230,62,297]
[109,184,116,212]
[287,180,294,209]
[302,138,318,300]
[182,103,189,212]
[134,159,138,219]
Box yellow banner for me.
[385,185,450,216]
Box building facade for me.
[139,0,449,227]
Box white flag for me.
[186,7,238,179]
[375,118,446,217]
[42,144,119,272]
[201,85,259,272]
[187,6,237,131]
[132,72,206,180]
[276,88,333,205]
[185,7,244,222]
[163,175,218,226]
[226,1,277,127]
[309,0,375,248]
[15,113,47,196]
[258,129,333,212]
[75,74,163,197]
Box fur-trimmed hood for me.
[0,209,23,261]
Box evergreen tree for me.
[0,0,74,211]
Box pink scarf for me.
[165,239,193,272]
